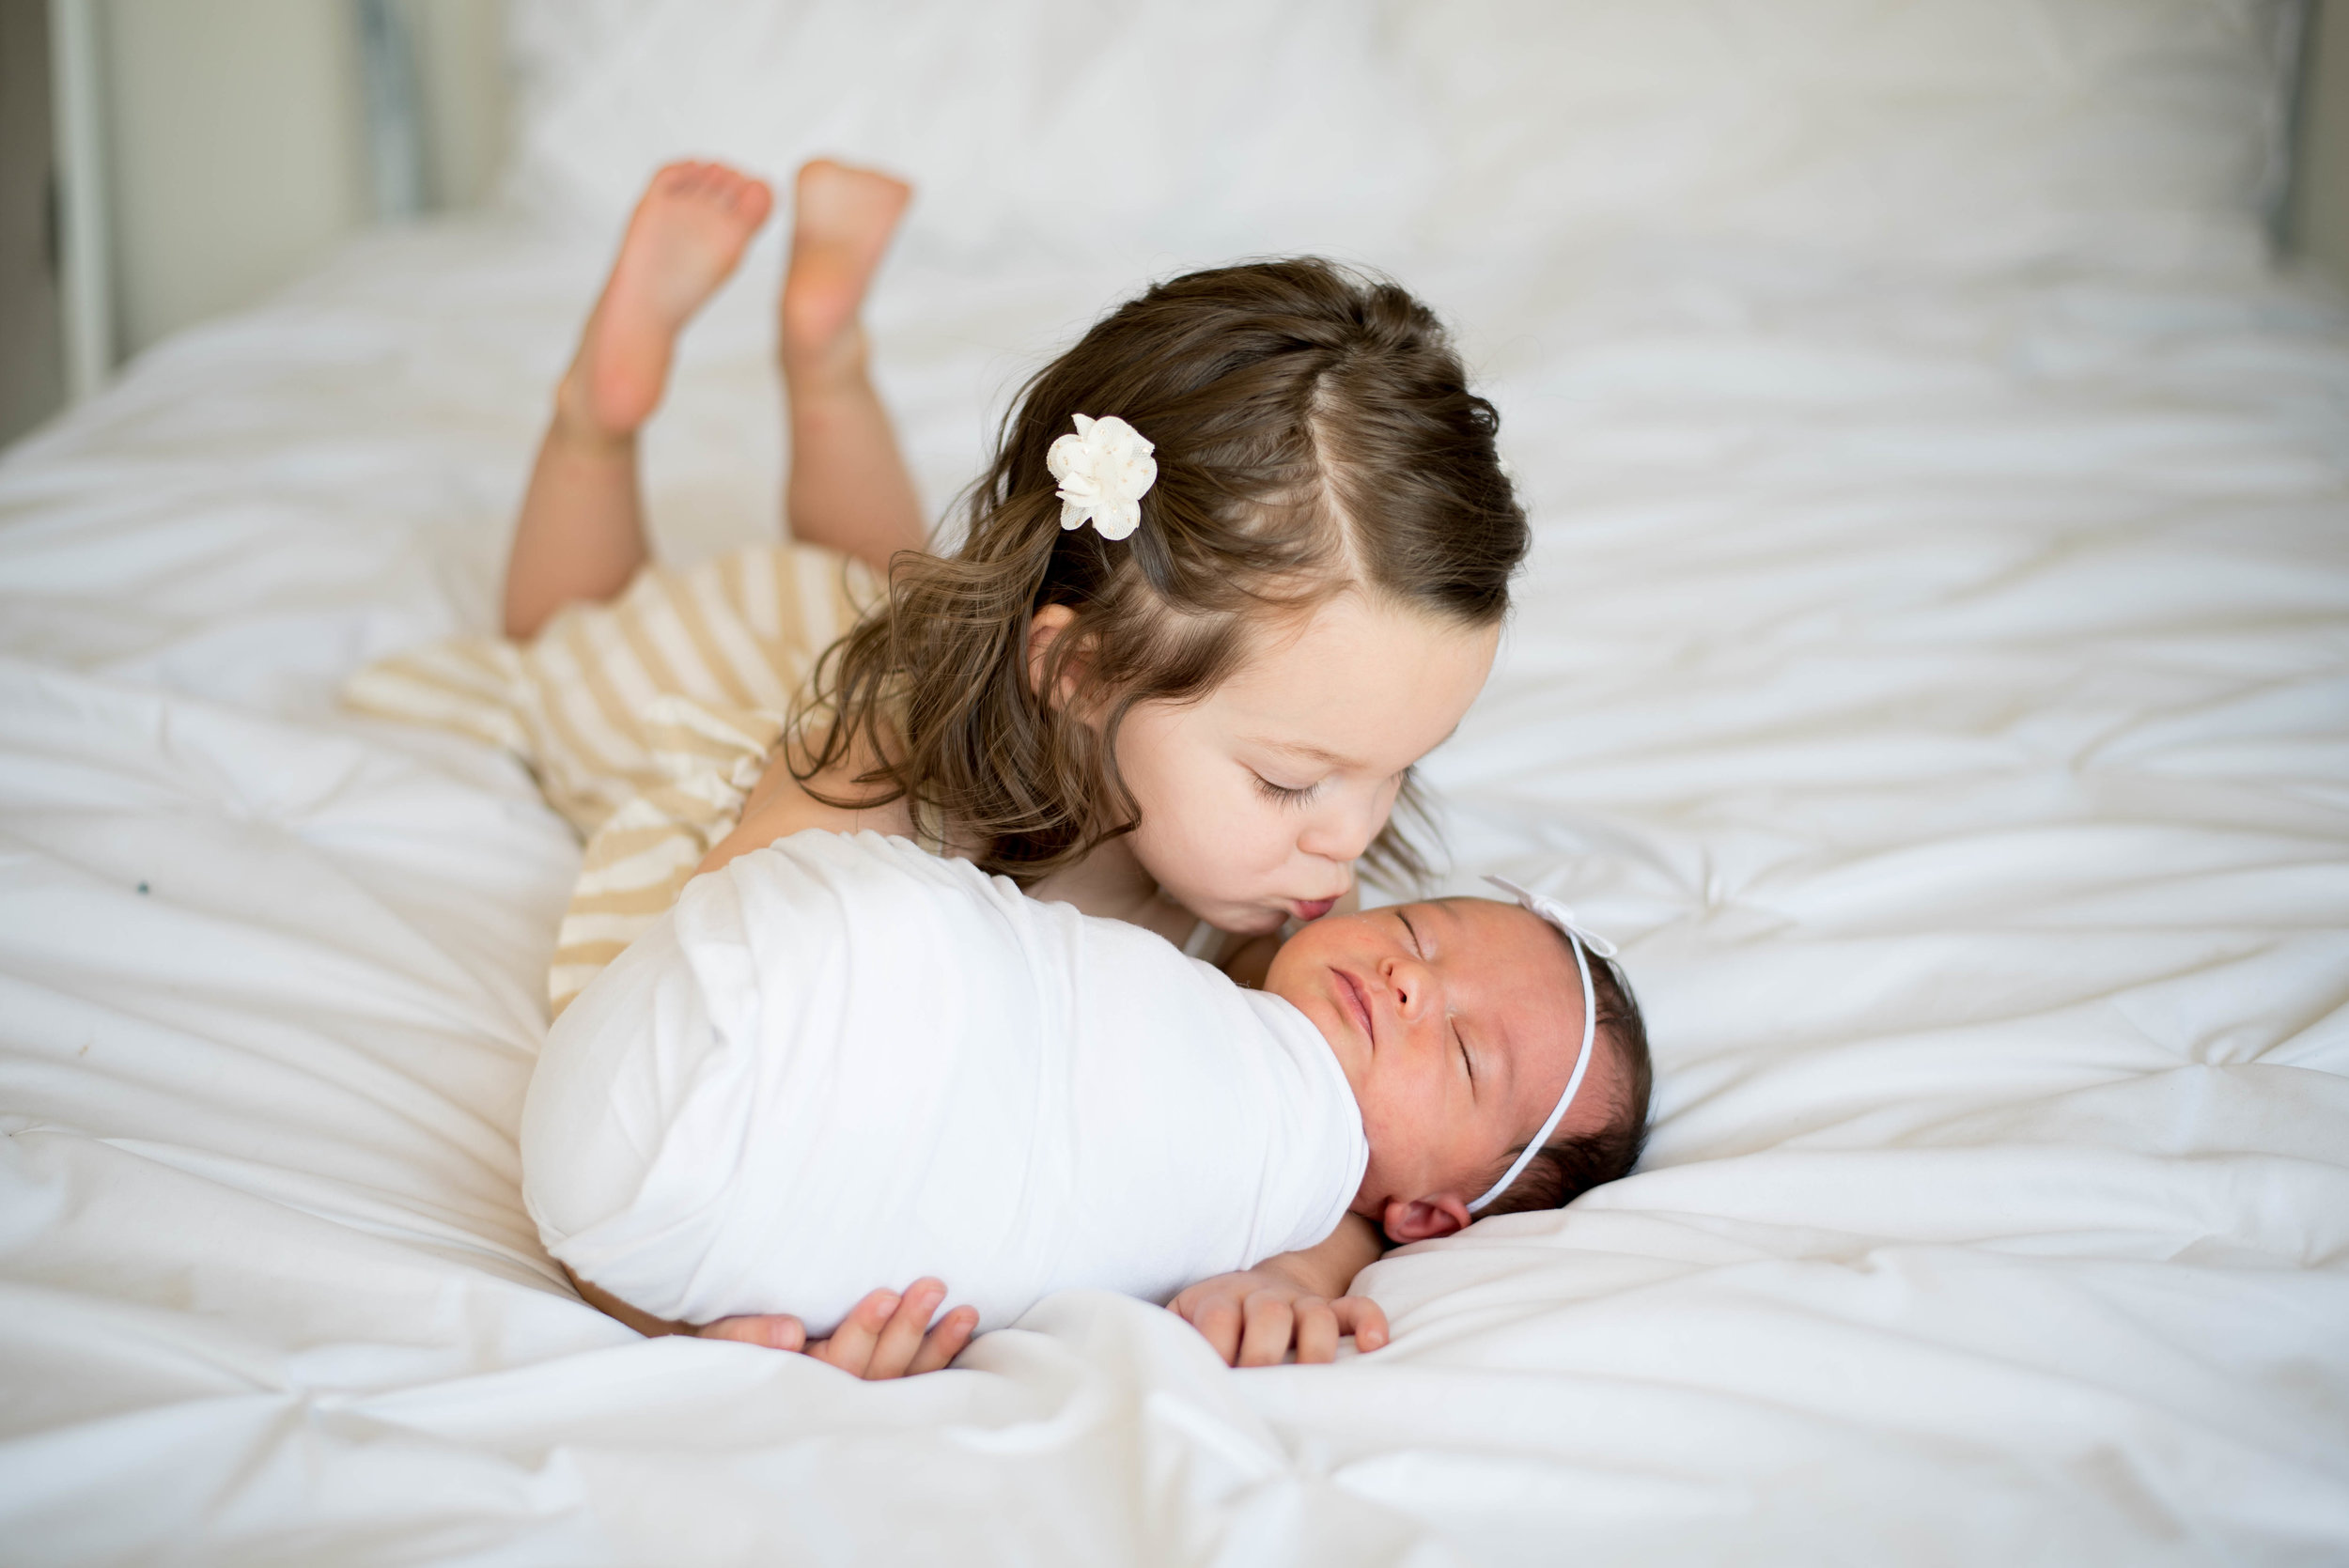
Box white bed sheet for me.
[3,219,2347,1565]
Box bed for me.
[5,2,2346,1562]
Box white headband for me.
[1469,876,1619,1214]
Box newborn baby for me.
[522,830,1637,1335]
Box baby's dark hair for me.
[794,256,1529,888]
[1477,940,1651,1215]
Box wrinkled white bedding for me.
[3,210,2347,1563]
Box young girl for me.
[376,157,1534,1376]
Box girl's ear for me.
[1380,1193,1473,1245]
[1026,604,1087,707]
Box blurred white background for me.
[4,0,2348,453]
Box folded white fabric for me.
[521,831,1366,1334]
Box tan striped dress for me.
[345,542,879,1017]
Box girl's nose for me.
[1299,787,1385,864]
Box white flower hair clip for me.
[1047,413,1157,541]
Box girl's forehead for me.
[1208,599,1497,762]
[1241,592,1496,671]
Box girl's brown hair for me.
[793,257,1529,887]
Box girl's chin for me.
[1159,877,1288,937]
[1191,903,1286,939]
[1229,907,1293,937]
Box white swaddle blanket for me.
[521,831,1367,1334]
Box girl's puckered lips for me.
[1292,897,1338,921]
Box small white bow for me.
[1484,875,1619,959]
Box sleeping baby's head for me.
[1263,893,1651,1244]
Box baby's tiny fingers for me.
[1184,1298,1245,1366]
[1291,1297,1340,1364]
[698,1313,807,1352]
[1332,1296,1389,1353]
[906,1305,979,1375]
[814,1288,899,1376]
[1236,1293,1296,1368]
[865,1280,947,1380]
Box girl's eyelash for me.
[1252,773,1321,807]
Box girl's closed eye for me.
[1252,771,1323,807]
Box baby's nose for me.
[1382,955,1428,1014]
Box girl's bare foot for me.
[563,161,774,441]
[780,160,912,387]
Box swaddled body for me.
[522,831,1367,1334]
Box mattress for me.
[4,137,2348,1568]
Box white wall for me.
[406,0,507,212]
[94,0,507,362]
[100,0,373,358]
[2295,0,2349,290]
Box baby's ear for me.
[1024,604,1089,708]
[1381,1194,1473,1245]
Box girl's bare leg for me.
[502,162,775,640]
[779,161,926,574]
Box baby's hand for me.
[698,1279,978,1378]
[1169,1265,1389,1367]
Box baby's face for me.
[1264,897,1591,1236]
